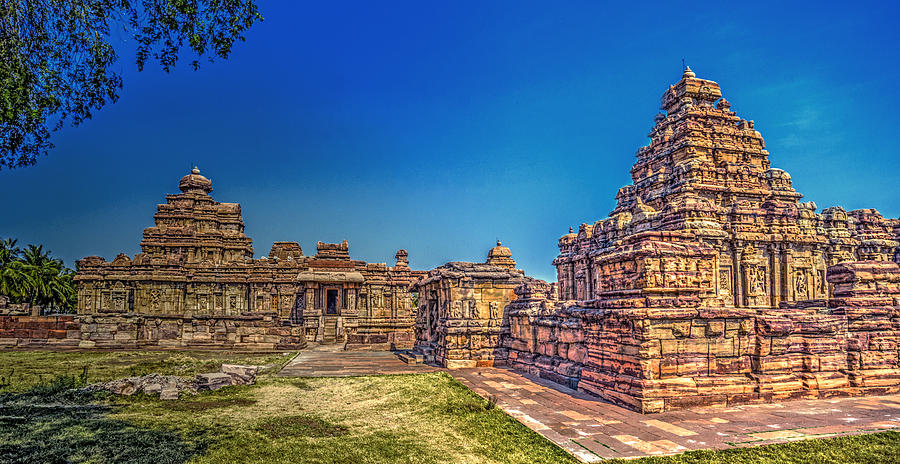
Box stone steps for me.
[396,350,425,365]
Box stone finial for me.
[486,240,516,270]
[179,167,213,194]
[683,65,695,79]
[395,249,409,268]
[569,226,573,234]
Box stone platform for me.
[455,368,900,461]
[277,344,440,377]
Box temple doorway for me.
[326,289,338,315]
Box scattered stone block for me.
[195,373,233,391]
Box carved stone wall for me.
[504,281,585,390]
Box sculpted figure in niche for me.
[450,301,462,319]
[229,296,237,310]
[794,271,808,299]
[489,301,500,320]
[468,300,477,319]
[755,267,767,294]
[744,266,766,295]
[112,292,125,311]
[719,269,731,295]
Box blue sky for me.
[2,1,899,281]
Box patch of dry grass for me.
[0,350,294,392]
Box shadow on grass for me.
[0,376,203,464]
[257,414,348,439]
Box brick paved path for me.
[279,348,900,461]
[454,368,900,461]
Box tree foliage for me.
[0,0,262,170]
[0,237,77,313]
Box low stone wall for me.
[0,315,81,348]
[0,312,307,350]
[346,329,414,350]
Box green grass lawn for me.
[1,350,899,463]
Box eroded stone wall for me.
[504,281,585,389]
[0,313,305,350]
[76,313,305,350]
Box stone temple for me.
[497,67,900,411]
[74,168,424,349]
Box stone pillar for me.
[586,259,593,300]
[783,248,794,301]
[769,243,781,307]
[733,244,743,307]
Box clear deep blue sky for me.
[2,1,899,281]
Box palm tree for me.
[0,238,20,266]
[0,239,78,313]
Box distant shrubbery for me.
[0,237,76,313]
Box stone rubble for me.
[84,364,260,400]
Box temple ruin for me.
[73,168,423,350]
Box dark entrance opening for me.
[326,289,338,315]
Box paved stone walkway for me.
[278,348,900,461]
[454,368,900,462]
[278,344,439,377]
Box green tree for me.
[0,238,77,313]
[1,0,262,170]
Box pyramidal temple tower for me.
[554,67,899,310]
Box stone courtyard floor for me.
[278,347,900,462]
[278,343,441,377]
